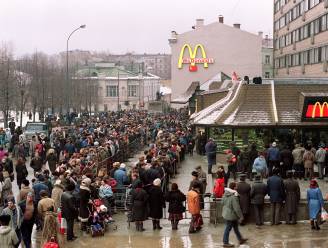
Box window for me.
[106,85,118,97]
[128,85,138,97]
[265,72,270,78]
[265,55,271,64]
[104,104,108,111]
[321,15,327,32]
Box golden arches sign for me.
[178,44,214,70]
[312,102,328,118]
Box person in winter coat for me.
[99,179,114,217]
[61,182,78,241]
[1,196,23,247]
[37,190,55,222]
[114,163,129,187]
[205,138,217,174]
[222,182,248,247]
[252,153,268,178]
[32,175,49,204]
[79,177,92,231]
[15,158,28,190]
[40,207,59,248]
[188,171,204,209]
[0,214,19,248]
[303,145,315,180]
[213,171,225,198]
[17,179,33,203]
[239,147,250,175]
[307,179,324,230]
[315,144,326,179]
[1,172,13,206]
[46,149,57,174]
[248,144,259,180]
[266,142,280,176]
[30,153,43,176]
[250,174,267,227]
[283,171,300,225]
[267,168,285,225]
[187,181,203,233]
[236,174,251,225]
[279,146,293,179]
[165,183,186,230]
[18,192,36,248]
[292,144,305,179]
[131,180,149,232]
[195,166,207,193]
[148,178,165,230]
[51,180,64,212]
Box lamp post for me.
[66,24,86,119]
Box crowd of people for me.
[0,110,202,247]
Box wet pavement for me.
[10,152,328,247]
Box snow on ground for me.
[0,112,40,128]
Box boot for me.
[174,220,179,230]
[311,220,315,230]
[140,222,145,232]
[171,220,175,230]
[152,220,157,230]
[136,222,140,231]
[156,220,162,230]
[315,220,320,230]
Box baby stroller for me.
[87,199,116,237]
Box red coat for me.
[213,178,225,198]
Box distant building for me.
[273,0,328,77]
[169,16,262,101]
[73,63,160,111]
[261,33,274,78]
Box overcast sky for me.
[0,0,273,56]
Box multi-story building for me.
[273,0,328,77]
[262,34,274,78]
[73,63,161,111]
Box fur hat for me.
[153,178,161,186]
[82,177,91,186]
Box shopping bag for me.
[321,207,328,221]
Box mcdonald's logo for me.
[178,44,214,72]
[305,102,328,118]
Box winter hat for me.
[191,171,199,177]
[120,163,126,169]
[54,179,62,186]
[82,177,91,186]
[272,142,277,147]
[153,178,161,186]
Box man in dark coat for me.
[283,171,300,224]
[30,153,43,176]
[9,118,16,135]
[61,183,78,241]
[267,168,285,225]
[280,146,293,179]
[205,138,217,174]
[236,174,251,225]
[250,174,267,227]
[131,180,149,232]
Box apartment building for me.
[274,0,328,77]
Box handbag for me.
[321,207,328,221]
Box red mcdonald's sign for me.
[305,102,328,118]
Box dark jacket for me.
[145,168,161,185]
[32,182,49,203]
[237,181,251,214]
[165,190,186,214]
[30,157,43,172]
[148,185,165,219]
[61,191,77,220]
[78,186,91,222]
[205,141,217,165]
[131,187,149,221]
[283,178,300,214]
[267,175,285,203]
[280,149,293,169]
[16,163,28,182]
[250,180,267,205]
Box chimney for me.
[258,31,263,38]
[233,23,241,29]
[218,15,224,24]
[196,19,204,29]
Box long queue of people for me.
[0,110,195,248]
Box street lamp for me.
[66,24,86,119]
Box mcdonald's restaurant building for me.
[190,78,328,152]
[169,16,262,102]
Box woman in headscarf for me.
[148,178,165,230]
[131,180,148,232]
[79,177,92,231]
[307,179,324,230]
[165,183,186,230]
[46,148,58,174]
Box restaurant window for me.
[209,127,232,152]
[128,85,138,97]
[106,85,118,97]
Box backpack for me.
[43,238,59,248]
